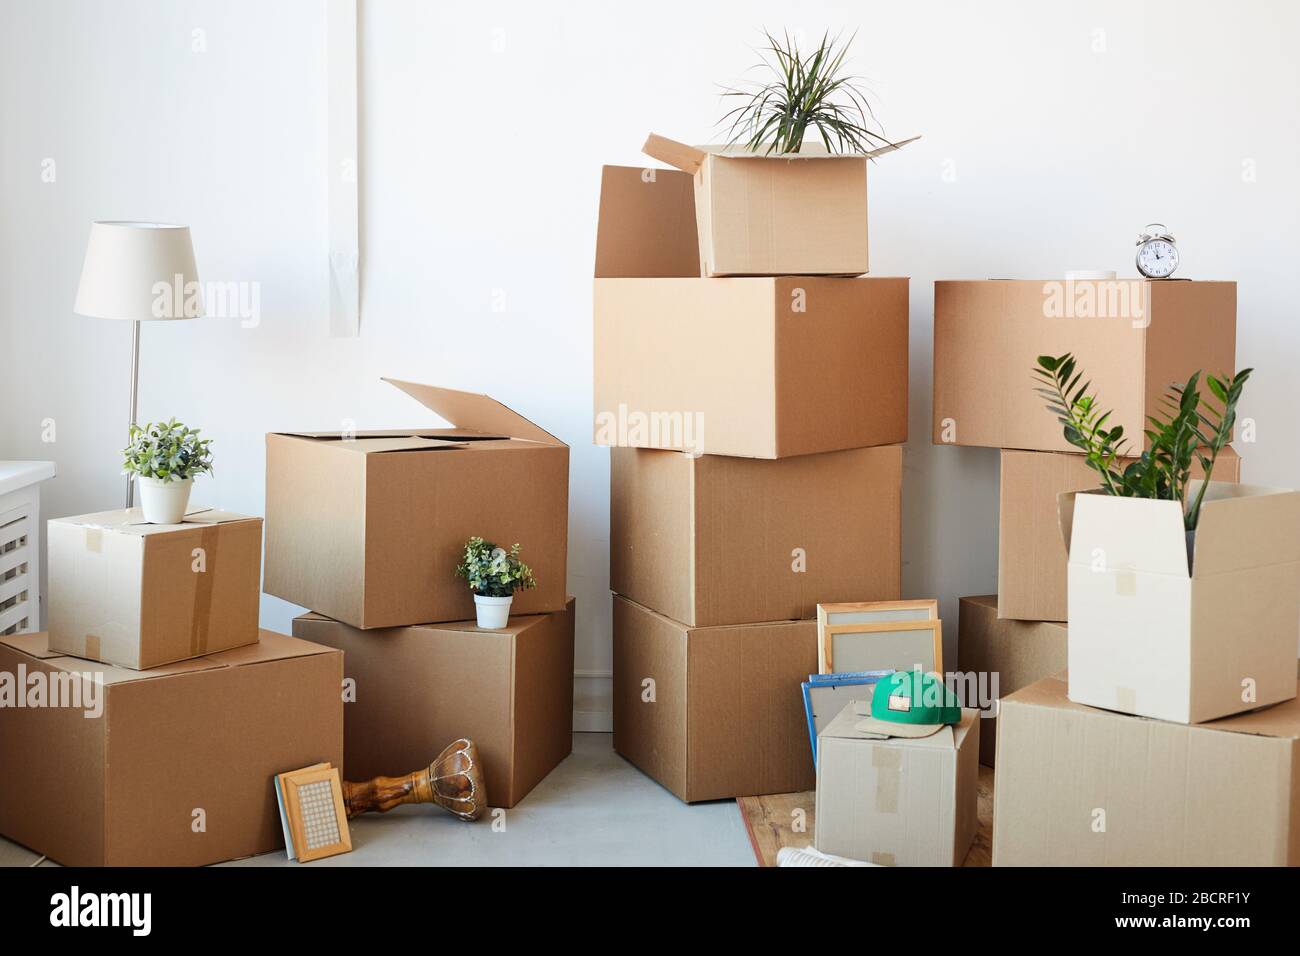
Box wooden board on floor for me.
[738,765,994,867]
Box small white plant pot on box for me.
[473,594,513,629]
[136,476,193,524]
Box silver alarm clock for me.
[1136,223,1179,278]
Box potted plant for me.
[720,29,896,155]
[454,537,537,629]
[121,419,214,524]
[1033,352,1250,542]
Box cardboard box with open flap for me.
[0,629,343,867]
[998,447,1241,622]
[265,378,569,629]
[993,674,1300,866]
[641,132,918,277]
[593,164,908,459]
[611,444,901,626]
[46,507,262,670]
[932,278,1237,451]
[1059,480,1300,724]
[612,595,817,802]
[292,599,575,809]
[814,697,980,867]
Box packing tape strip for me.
[1115,686,1138,713]
[84,634,101,661]
[1115,569,1137,597]
[189,524,221,658]
[870,851,896,867]
[84,528,102,553]
[873,746,901,813]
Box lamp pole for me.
[126,319,141,508]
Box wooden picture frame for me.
[817,600,942,675]
[276,764,352,863]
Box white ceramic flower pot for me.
[474,594,513,629]
[137,476,193,524]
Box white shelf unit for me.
[0,461,56,635]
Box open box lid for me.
[49,507,259,537]
[0,630,337,686]
[594,165,700,279]
[642,132,920,173]
[380,378,563,446]
[1058,481,1300,578]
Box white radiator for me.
[0,462,56,635]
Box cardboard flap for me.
[205,630,339,666]
[819,700,957,748]
[654,133,921,161]
[594,165,700,278]
[51,507,257,536]
[1057,491,1078,555]
[380,378,561,445]
[642,133,707,174]
[1065,491,1189,576]
[1191,482,1300,578]
[326,436,468,455]
[0,631,61,659]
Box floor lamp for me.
[73,222,201,508]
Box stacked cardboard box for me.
[939,279,1242,762]
[0,508,344,866]
[265,378,576,809]
[597,143,909,802]
[935,277,1300,864]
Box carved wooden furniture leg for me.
[342,738,486,822]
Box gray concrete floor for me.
[0,733,757,867]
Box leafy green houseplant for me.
[121,419,214,523]
[455,537,537,629]
[720,29,895,155]
[1033,353,1250,532]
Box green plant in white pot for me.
[455,537,537,629]
[121,419,213,524]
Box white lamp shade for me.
[73,221,202,320]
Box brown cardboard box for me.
[998,448,1241,622]
[593,164,908,459]
[46,508,261,669]
[612,595,816,802]
[993,675,1300,866]
[265,378,569,629]
[815,699,979,866]
[0,629,342,867]
[956,595,1067,767]
[1061,481,1300,724]
[932,279,1236,451]
[640,133,915,277]
[611,444,901,627]
[292,599,575,808]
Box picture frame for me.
[801,670,894,768]
[275,764,352,863]
[816,600,942,675]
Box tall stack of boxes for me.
[0,508,344,866]
[938,278,1242,765]
[935,277,1300,865]
[595,136,910,802]
[266,378,577,809]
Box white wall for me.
[3,0,1299,724]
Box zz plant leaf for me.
[1033,354,1251,531]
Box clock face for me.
[1138,238,1178,278]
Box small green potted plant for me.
[121,419,214,523]
[454,537,537,629]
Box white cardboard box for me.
[1060,481,1300,724]
[814,699,979,867]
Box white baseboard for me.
[574,669,611,732]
